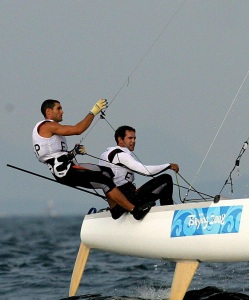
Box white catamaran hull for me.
[70,198,248,299]
[81,198,246,262]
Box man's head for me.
[41,99,63,122]
[115,125,136,151]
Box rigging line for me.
[73,156,107,199]
[172,182,213,198]
[177,172,212,201]
[78,1,186,143]
[7,164,107,200]
[78,114,103,144]
[108,0,186,107]
[87,151,166,178]
[184,68,249,200]
[85,151,157,178]
[101,113,116,131]
[219,137,249,195]
[175,173,183,202]
[85,152,213,198]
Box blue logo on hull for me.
[171,205,242,237]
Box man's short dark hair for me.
[114,125,136,144]
[41,99,60,118]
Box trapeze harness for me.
[32,120,115,193]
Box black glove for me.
[110,205,127,220]
[131,201,155,220]
[68,144,87,159]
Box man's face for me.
[118,130,136,151]
[46,102,63,122]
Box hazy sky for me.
[1,0,249,216]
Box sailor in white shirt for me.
[100,125,179,217]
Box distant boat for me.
[69,196,246,299]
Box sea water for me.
[1,216,249,300]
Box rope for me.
[184,68,249,200]
[108,0,186,108]
[175,173,182,202]
[7,164,107,200]
[219,138,249,195]
[177,172,212,201]
[85,152,214,199]
[79,1,186,143]
[78,113,104,144]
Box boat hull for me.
[80,198,248,262]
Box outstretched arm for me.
[47,114,94,136]
[40,99,107,137]
[115,152,172,176]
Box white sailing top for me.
[99,146,170,186]
[32,120,71,177]
[32,120,68,163]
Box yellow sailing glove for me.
[90,99,108,116]
[68,144,87,158]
